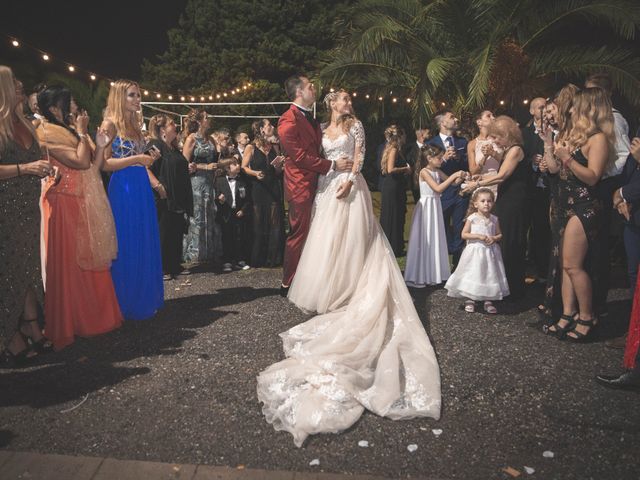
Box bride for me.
[257,90,441,447]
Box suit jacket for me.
[214,175,250,223]
[621,154,640,227]
[427,134,468,204]
[278,105,332,203]
[521,123,546,191]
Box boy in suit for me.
[215,158,251,272]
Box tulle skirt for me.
[258,172,441,447]
[404,196,450,287]
[108,166,164,320]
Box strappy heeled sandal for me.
[566,317,598,343]
[464,300,476,313]
[0,331,37,368]
[19,316,53,354]
[544,313,576,339]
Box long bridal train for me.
[256,178,441,447]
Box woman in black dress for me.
[0,67,53,365]
[241,120,285,267]
[463,116,528,299]
[540,88,614,341]
[380,125,411,256]
[148,114,194,280]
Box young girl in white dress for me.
[405,145,464,287]
[444,187,509,314]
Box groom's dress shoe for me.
[280,285,290,297]
[595,371,640,391]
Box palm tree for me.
[320,0,640,124]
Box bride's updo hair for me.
[323,89,356,133]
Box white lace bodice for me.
[321,120,365,171]
[467,213,498,244]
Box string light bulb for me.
[378,96,383,101]
[392,98,397,103]
[144,90,149,96]
[190,97,195,102]
[209,95,213,100]
[200,96,205,101]
[523,99,529,105]
[156,93,161,99]
[499,100,505,105]
[90,74,96,81]
[168,95,173,100]
[11,39,19,47]
[441,102,446,106]
[330,88,335,93]
[180,96,185,101]
[406,98,411,103]
[110,82,115,87]
[42,54,49,61]
[352,92,357,97]
[216,94,221,99]
[223,93,228,97]
[68,65,75,72]
[365,94,370,99]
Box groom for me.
[278,74,353,295]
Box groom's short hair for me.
[284,74,307,101]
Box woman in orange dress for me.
[37,85,122,350]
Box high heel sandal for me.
[19,316,53,354]
[544,313,576,339]
[566,318,597,343]
[0,330,36,368]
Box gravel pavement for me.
[1,265,638,479]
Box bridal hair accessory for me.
[323,89,347,111]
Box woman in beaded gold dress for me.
[0,66,53,366]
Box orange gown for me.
[37,122,122,350]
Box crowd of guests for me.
[0,66,286,365]
[378,73,640,389]
[1,64,639,390]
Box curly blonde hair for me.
[564,87,616,169]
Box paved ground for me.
[1,265,638,479]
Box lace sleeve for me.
[350,121,366,172]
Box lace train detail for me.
[257,222,441,447]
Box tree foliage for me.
[141,0,353,98]
[320,0,640,124]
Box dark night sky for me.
[0,0,188,82]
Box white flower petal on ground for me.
[309,459,320,466]
[524,466,535,474]
[358,440,369,447]
[432,429,443,436]
[407,444,418,453]
[543,451,554,458]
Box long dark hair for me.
[414,144,443,188]
[37,85,78,138]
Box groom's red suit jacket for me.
[278,105,332,203]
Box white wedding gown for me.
[256,121,441,447]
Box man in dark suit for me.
[278,74,353,294]
[427,110,469,267]
[522,97,549,281]
[215,158,251,272]
[404,126,431,203]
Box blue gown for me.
[108,137,164,320]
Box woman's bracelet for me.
[16,163,21,176]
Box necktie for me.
[445,136,453,148]
[298,107,316,126]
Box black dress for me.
[248,147,284,267]
[380,150,408,256]
[544,148,601,313]
[150,140,194,275]
[494,145,529,299]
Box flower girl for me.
[405,145,464,287]
[444,187,509,313]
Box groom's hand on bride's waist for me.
[334,156,354,172]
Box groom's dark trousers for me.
[278,105,332,286]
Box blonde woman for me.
[379,124,410,256]
[100,80,164,320]
[541,87,614,341]
[0,66,53,366]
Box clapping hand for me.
[480,143,496,159]
[95,127,113,148]
[74,109,89,135]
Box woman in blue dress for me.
[100,80,164,320]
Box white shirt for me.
[439,132,454,147]
[604,108,631,179]
[227,177,237,209]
